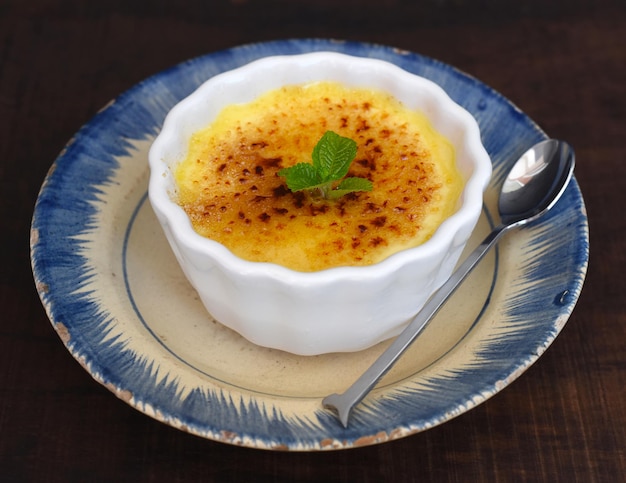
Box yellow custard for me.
[174,81,463,272]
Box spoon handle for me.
[322,223,510,427]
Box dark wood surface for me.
[2,1,624,481]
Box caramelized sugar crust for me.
[174,82,462,271]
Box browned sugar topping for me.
[175,82,461,271]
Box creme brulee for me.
[174,81,463,272]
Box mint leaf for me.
[278,131,372,200]
[337,177,374,190]
[278,163,322,192]
[312,130,358,181]
[327,177,374,200]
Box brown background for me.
[1,0,625,481]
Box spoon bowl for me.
[500,140,574,226]
[323,139,575,427]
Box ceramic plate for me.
[30,39,589,451]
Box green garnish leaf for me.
[278,130,373,199]
[312,130,358,180]
[327,177,374,200]
[278,163,322,192]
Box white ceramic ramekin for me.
[148,52,491,355]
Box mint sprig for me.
[278,131,373,200]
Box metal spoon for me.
[323,139,575,427]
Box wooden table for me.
[2,1,624,480]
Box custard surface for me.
[174,82,463,271]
